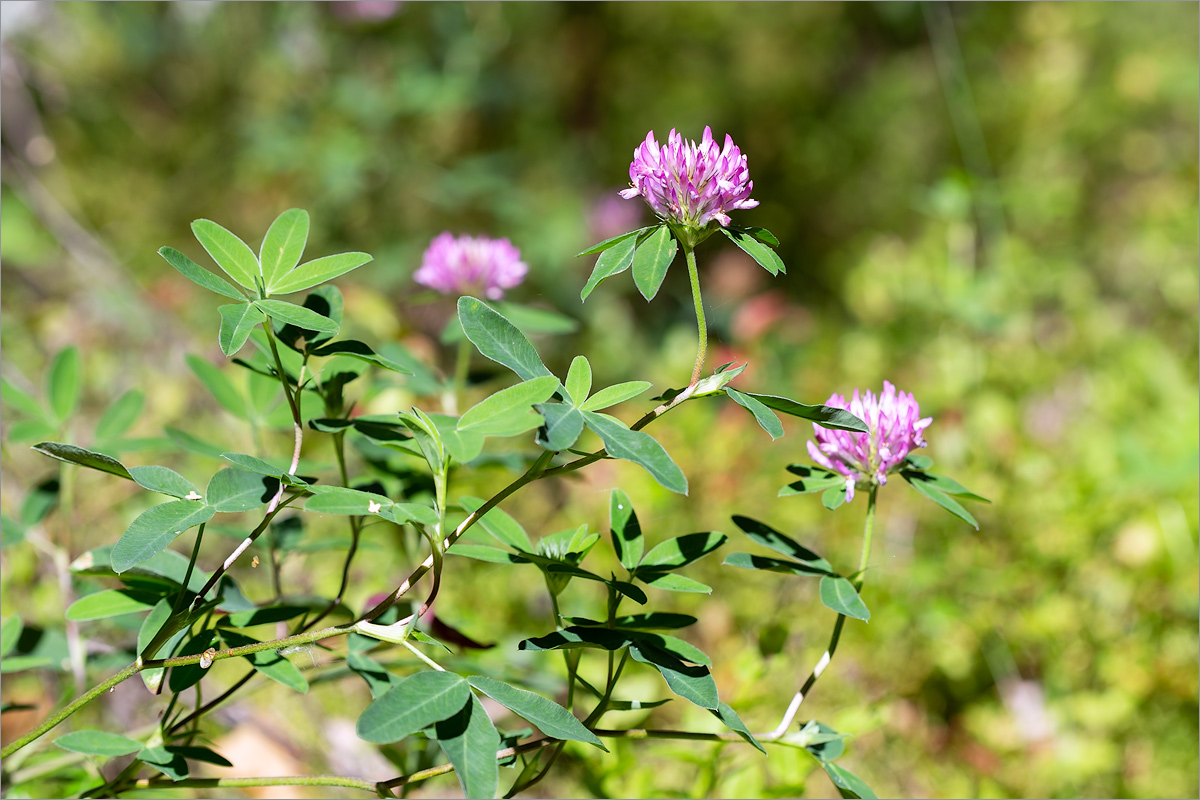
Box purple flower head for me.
[807,381,932,502]
[619,126,759,230]
[414,232,528,300]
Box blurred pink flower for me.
[332,1,403,21]
[620,126,758,230]
[808,381,932,502]
[588,192,644,240]
[414,232,528,300]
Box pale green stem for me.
[132,776,381,794]
[401,640,445,672]
[684,244,707,386]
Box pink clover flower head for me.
[619,126,759,230]
[807,381,932,502]
[414,232,528,300]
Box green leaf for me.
[47,346,81,424]
[167,629,216,693]
[535,402,585,452]
[2,513,28,549]
[431,694,501,800]
[31,442,132,480]
[128,465,198,499]
[158,246,245,300]
[219,453,306,484]
[576,226,653,257]
[519,626,633,653]
[582,411,687,495]
[904,453,934,470]
[564,356,592,406]
[468,676,606,749]
[356,670,471,744]
[720,227,785,275]
[184,355,246,418]
[268,251,373,295]
[305,486,392,516]
[609,488,643,571]
[745,393,868,433]
[65,589,158,621]
[21,478,59,526]
[309,340,411,374]
[55,731,144,757]
[223,605,311,628]
[713,702,766,754]
[633,632,710,666]
[254,299,339,335]
[779,465,846,496]
[458,376,559,433]
[137,600,190,691]
[903,472,980,529]
[731,516,834,572]
[217,303,266,357]
[448,544,526,564]
[1,377,47,421]
[639,531,727,570]
[8,420,58,443]
[458,497,533,551]
[94,389,144,442]
[819,576,870,621]
[457,297,554,382]
[191,219,260,290]
[165,426,227,459]
[823,762,879,799]
[723,552,832,578]
[639,571,712,594]
[822,485,847,510]
[902,469,990,503]
[729,225,780,247]
[628,642,718,710]
[492,302,579,336]
[72,545,210,594]
[138,745,233,781]
[259,208,309,290]
[218,629,309,693]
[631,225,677,301]
[205,468,273,512]
[111,500,216,573]
[348,650,400,699]
[579,381,652,412]
[725,388,784,440]
[581,232,639,301]
[1,615,22,657]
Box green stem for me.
[684,244,707,386]
[0,663,141,759]
[262,321,301,424]
[133,776,381,794]
[169,523,206,621]
[857,483,878,587]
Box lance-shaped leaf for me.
[191,219,260,290]
[309,340,410,374]
[576,226,654,257]
[580,381,652,412]
[819,576,870,621]
[564,356,592,406]
[902,472,979,529]
[720,227,785,275]
[128,466,198,499]
[356,670,471,743]
[631,225,678,301]
[32,442,133,480]
[458,496,533,551]
[728,224,780,247]
[536,402,585,452]
[519,626,634,653]
[158,246,245,300]
[185,355,247,418]
[713,702,766,754]
[218,303,265,356]
[259,208,309,290]
[47,346,80,424]
[218,629,308,693]
[901,469,990,503]
[457,297,554,382]
[745,393,868,432]
[95,389,144,442]
[219,453,307,485]
[55,731,144,758]
[66,589,159,621]
[731,516,834,572]
[638,531,727,570]
[304,485,392,516]
[822,763,879,799]
[431,694,501,800]
[726,388,784,440]
[457,376,559,435]
[609,488,643,571]
[639,571,712,594]
[253,300,339,335]
[581,232,638,302]
[111,500,215,573]
[582,411,686,495]
[779,464,846,497]
[628,641,718,710]
[205,468,274,512]
[468,676,605,749]
[268,251,373,296]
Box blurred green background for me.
[1,2,1196,798]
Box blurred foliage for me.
[1,2,1197,798]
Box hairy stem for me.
[684,244,708,386]
[131,775,381,794]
